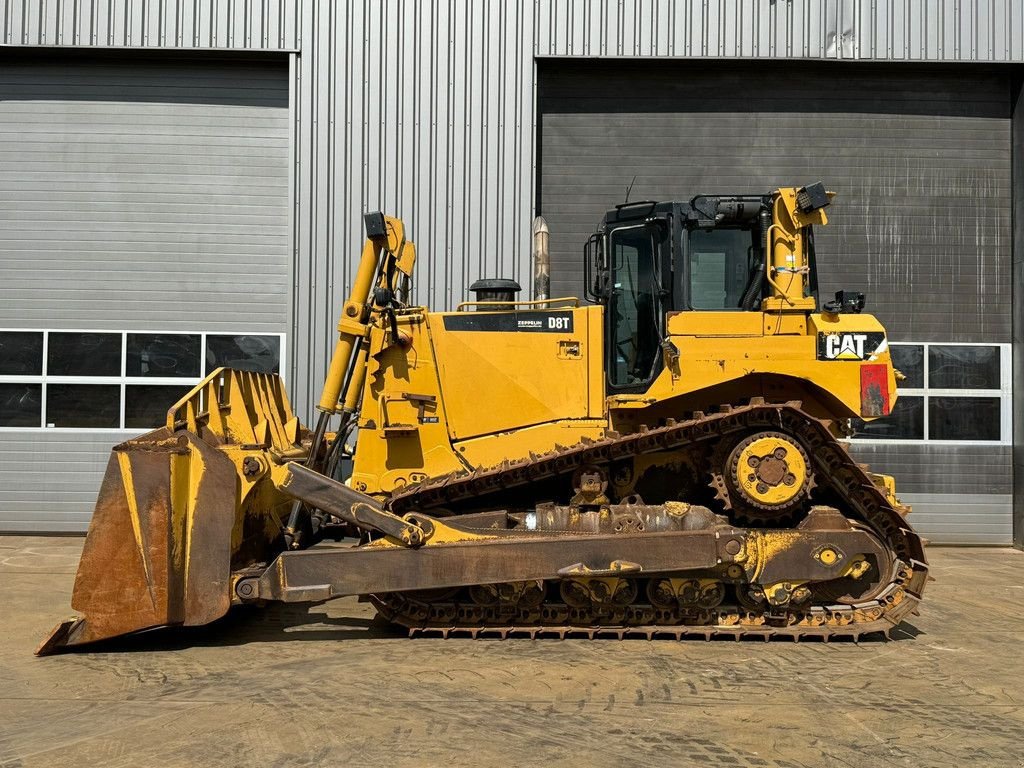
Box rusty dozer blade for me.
[38,369,303,655]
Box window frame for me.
[849,341,1011,446]
[0,329,287,433]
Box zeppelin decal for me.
[816,332,886,361]
[443,311,574,333]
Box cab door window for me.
[608,225,660,388]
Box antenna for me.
[624,175,637,204]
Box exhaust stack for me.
[532,216,550,302]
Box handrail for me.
[455,296,580,311]
[764,222,795,305]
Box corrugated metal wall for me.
[7,0,1024,61]
[535,0,1024,61]
[0,433,117,532]
[1,0,299,50]
[287,0,536,416]
[852,444,1013,544]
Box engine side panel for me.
[427,305,604,440]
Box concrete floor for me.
[1,538,1023,768]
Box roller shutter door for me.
[0,54,290,532]
[539,60,1013,544]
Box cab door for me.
[605,221,670,392]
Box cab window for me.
[688,227,757,310]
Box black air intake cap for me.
[469,279,521,309]
[470,278,521,294]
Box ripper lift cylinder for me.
[319,237,384,413]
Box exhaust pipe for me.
[532,216,550,303]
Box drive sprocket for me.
[710,430,816,524]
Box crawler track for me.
[377,401,928,640]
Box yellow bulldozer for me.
[39,182,927,653]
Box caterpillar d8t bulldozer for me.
[39,182,927,654]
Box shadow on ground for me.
[46,602,408,655]
[44,599,924,656]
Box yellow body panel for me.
[601,311,898,421]
[351,305,607,494]
[670,311,764,337]
[427,306,601,439]
[349,303,896,495]
[349,313,465,495]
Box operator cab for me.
[585,192,822,392]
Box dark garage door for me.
[538,61,1014,544]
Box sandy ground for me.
[1,536,1023,768]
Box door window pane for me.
[928,346,999,389]
[890,345,923,389]
[609,227,659,387]
[0,383,41,427]
[851,396,923,440]
[126,334,201,378]
[125,384,193,428]
[46,384,120,428]
[0,332,44,375]
[205,335,280,375]
[929,396,1001,441]
[47,332,121,376]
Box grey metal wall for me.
[5,0,1024,416]
[851,444,1013,545]
[0,55,290,532]
[8,0,1024,61]
[287,0,536,417]
[284,0,1024,416]
[535,0,1024,61]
